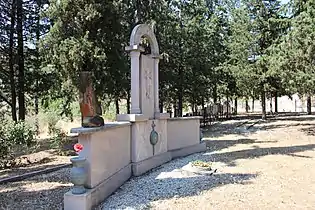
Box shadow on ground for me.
[202,122,255,139]
[205,138,277,153]
[0,185,70,210]
[299,126,315,136]
[258,122,314,131]
[201,144,315,167]
[102,170,258,209]
[203,115,315,139]
[0,167,71,210]
[0,162,70,182]
[0,166,71,188]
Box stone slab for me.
[64,164,131,210]
[170,142,207,159]
[167,116,202,121]
[77,124,131,188]
[70,122,131,134]
[140,54,155,119]
[154,112,170,119]
[167,118,200,151]
[131,119,168,163]
[132,152,172,176]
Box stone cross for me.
[125,24,160,119]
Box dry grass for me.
[2,115,315,210]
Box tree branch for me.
[0,91,13,107]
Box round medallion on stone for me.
[150,130,159,145]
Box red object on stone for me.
[74,143,84,154]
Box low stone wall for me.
[64,117,207,210]
[167,117,201,151]
[64,122,132,210]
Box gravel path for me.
[2,115,315,210]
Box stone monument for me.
[64,24,206,210]
[117,24,171,175]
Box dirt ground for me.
[1,115,315,209]
[152,115,315,210]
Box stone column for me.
[126,45,143,114]
[153,55,160,114]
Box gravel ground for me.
[2,115,315,210]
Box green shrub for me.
[0,120,36,168]
[5,121,36,146]
[46,112,60,135]
[49,126,68,155]
[38,111,60,134]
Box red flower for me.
[74,143,84,154]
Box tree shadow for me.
[203,115,315,139]
[102,171,258,209]
[299,126,315,136]
[267,115,315,122]
[202,122,256,139]
[0,157,57,177]
[202,144,315,167]
[204,138,277,153]
[0,167,71,209]
[0,185,71,210]
[0,163,71,184]
[259,123,315,131]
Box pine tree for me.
[247,0,283,119]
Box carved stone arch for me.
[129,24,159,56]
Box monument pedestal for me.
[117,113,171,176]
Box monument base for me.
[132,152,172,176]
[170,141,207,159]
[64,164,131,210]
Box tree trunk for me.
[201,97,205,126]
[245,100,249,113]
[178,19,183,118]
[159,99,163,113]
[35,0,41,133]
[307,95,311,115]
[173,103,177,117]
[9,0,17,122]
[178,68,183,117]
[226,95,229,118]
[115,99,119,114]
[252,97,255,112]
[234,98,237,115]
[261,91,266,120]
[17,0,25,120]
[127,90,130,114]
[269,97,273,115]
[274,91,278,113]
[213,84,218,103]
